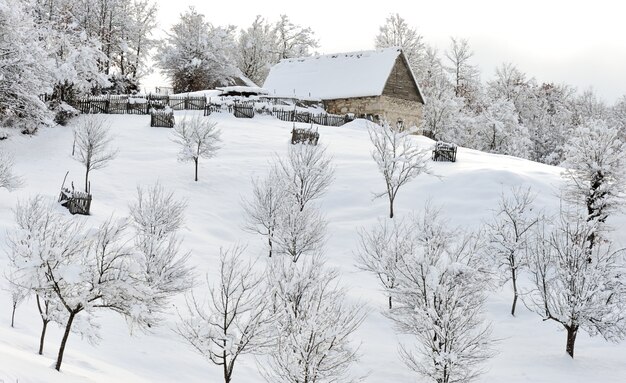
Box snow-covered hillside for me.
[0,111,625,382]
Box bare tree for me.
[355,217,414,309]
[277,144,334,212]
[369,121,429,218]
[525,211,626,358]
[0,151,23,190]
[387,205,493,383]
[485,186,538,316]
[242,168,288,258]
[262,255,366,383]
[172,115,221,182]
[73,116,118,192]
[176,246,273,383]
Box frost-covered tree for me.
[172,116,222,182]
[0,152,22,190]
[4,271,28,328]
[263,255,366,383]
[273,14,318,60]
[130,183,192,316]
[611,95,626,135]
[486,187,538,316]
[475,97,531,158]
[375,13,425,82]
[387,205,493,383]
[356,217,414,309]
[237,15,276,85]
[9,194,192,371]
[369,121,429,218]
[524,83,574,165]
[157,7,238,92]
[525,213,626,358]
[177,246,273,383]
[0,0,52,132]
[73,116,118,192]
[7,196,81,355]
[562,119,626,249]
[277,144,334,212]
[242,168,288,258]
[445,37,479,100]
[273,201,327,263]
[129,182,186,238]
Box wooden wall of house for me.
[382,56,424,103]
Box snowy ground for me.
[0,111,625,382]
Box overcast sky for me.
[149,0,626,103]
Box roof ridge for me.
[279,47,401,64]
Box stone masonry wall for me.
[324,95,422,128]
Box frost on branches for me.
[525,212,626,358]
[369,121,429,218]
[7,194,192,371]
[73,116,118,192]
[172,115,222,182]
[356,217,414,309]
[176,246,273,383]
[0,151,22,190]
[386,205,494,383]
[562,119,626,248]
[263,255,366,383]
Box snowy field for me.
[0,111,625,382]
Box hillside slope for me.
[0,111,624,382]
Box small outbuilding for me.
[263,47,425,127]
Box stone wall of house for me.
[324,95,422,128]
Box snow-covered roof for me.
[263,47,416,100]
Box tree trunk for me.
[268,236,273,258]
[388,295,392,309]
[389,200,394,219]
[39,320,48,355]
[55,311,76,371]
[510,263,518,316]
[11,302,17,328]
[85,169,90,192]
[194,158,198,182]
[565,325,578,358]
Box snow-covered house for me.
[263,47,425,127]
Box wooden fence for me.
[59,188,92,215]
[71,95,208,115]
[432,141,457,162]
[150,110,175,128]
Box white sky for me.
[148,0,626,103]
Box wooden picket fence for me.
[71,94,208,115]
[150,110,175,128]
